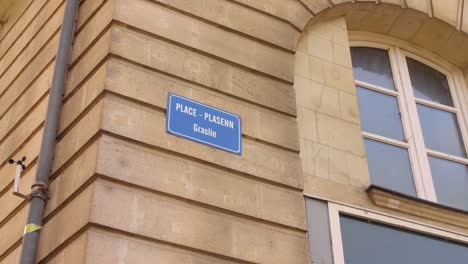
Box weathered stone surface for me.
[231,0,312,29]
[90,180,310,264]
[0,0,62,77]
[432,0,458,27]
[114,0,294,82]
[0,0,45,59]
[0,0,32,41]
[109,25,296,115]
[97,135,307,229]
[84,228,240,264]
[152,0,299,51]
[45,232,88,264]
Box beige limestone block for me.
[317,113,365,155]
[46,233,88,264]
[317,86,340,117]
[438,32,468,68]
[299,138,316,175]
[0,96,48,164]
[0,245,20,264]
[59,62,108,132]
[96,135,306,229]
[294,75,323,109]
[153,0,299,51]
[70,0,113,62]
[231,0,312,29]
[295,51,311,78]
[0,0,63,77]
[114,0,294,82]
[296,33,309,53]
[314,143,330,180]
[308,36,334,63]
[333,42,352,68]
[432,0,459,27]
[345,6,373,31]
[0,28,57,97]
[109,26,296,115]
[52,100,103,175]
[359,4,403,34]
[463,1,468,32]
[328,147,350,185]
[298,106,319,141]
[388,10,428,41]
[346,152,371,188]
[301,0,332,14]
[84,228,240,264]
[413,19,456,54]
[0,64,52,138]
[330,0,350,5]
[101,94,303,188]
[65,30,111,97]
[307,18,348,44]
[339,91,360,124]
[259,183,307,230]
[0,0,109,97]
[0,0,32,41]
[405,0,429,14]
[381,0,403,5]
[0,0,111,127]
[0,0,46,58]
[257,110,300,150]
[0,60,52,118]
[323,60,355,94]
[90,180,310,263]
[308,55,325,84]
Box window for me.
[350,45,468,210]
[305,198,468,264]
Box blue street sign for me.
[166,93,242,155]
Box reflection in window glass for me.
[417,104,466,157]
[351,47,395,90]
[429,156,468,211]
[357,86,405,141]
[340,215,468,264]
[364,139,416,196]
[406,57,453,106]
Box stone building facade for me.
[0,0,467,263]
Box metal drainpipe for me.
[19,0,79,263]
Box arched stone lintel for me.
[298,2,468,71]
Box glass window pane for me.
[357,86,405,141]
[429,156,468,211]
[364,138,416,196]
[406,57,453,106]
[417,104,466,157]
[340,215,468,264]
[351,47,395,90]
